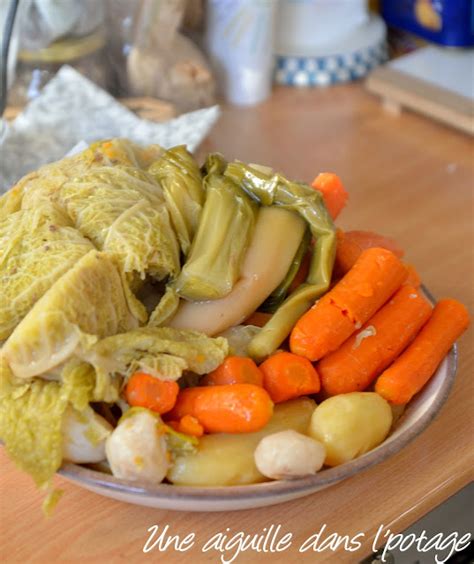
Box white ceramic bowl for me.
[59,288,457,512]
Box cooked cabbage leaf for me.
[0,357,96,487]
[61,361,98,406]
[58,168,180,281]
[86,139,164,170]
[84,327,229,383]
[10,139,179,283]
[0,201,93,340]
[0,171,36,220]
[129,354,188,382]
[3,139,163,217]
[148,145,204,255]
[0,377,68,486]
[148,286,181,327]
[2,251,140,380]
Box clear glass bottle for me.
[8,0,109,106]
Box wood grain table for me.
[1,84,473,564]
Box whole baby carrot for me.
[404,264,421,288]
[311,173,348,220]
[125,372,180,414]
[168,384,274,433]
[375,299,470,404]
[259,351,321,403]
[290,247,407,361]
[201,356,263,387]
[319,285,432,395]
[334,229,404,277]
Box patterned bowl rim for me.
[59,285,458,504]
[275,40,387,63]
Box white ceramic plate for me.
[59,288,457,512]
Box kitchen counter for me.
[1,84,473,563]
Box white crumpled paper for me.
[0,65,220,192]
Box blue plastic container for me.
[381,0,474,47]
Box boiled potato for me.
[167,397,315,486]
[308,392,392,466]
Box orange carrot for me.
[375,299,470,404]
[335,229,404,276]
[404,264,421,288]
[201,356,263,387]
[125,372,179,414]
[166,415,204,437]
[177,415,204,437]
[311,173,348,220]
[167,420,181,432]
[319,285,433,395]
[291,299,355,359]
[259,351,321,403]
[168,384,273,433]
[290,247,408,361]
[244,311,272,328]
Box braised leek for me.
[169,206,306,336]
[173,169,258,301]
[148,145,204,255]
[225,162,336,358]
[260,227,311,313]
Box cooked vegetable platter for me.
[0,139,469,513]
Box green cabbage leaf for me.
[84,327,229,383]
[2,251,140,382]
[0,201,93,340]
[0,357,96,487]
[148,286,181,327]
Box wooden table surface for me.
[1,84,473,564]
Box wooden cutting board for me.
[366,47,474,135]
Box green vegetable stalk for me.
[201,152,228,177]
[148,145,204,255]
[225,162,337,358]
[260,227,311,313]
[174,163,258,301]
